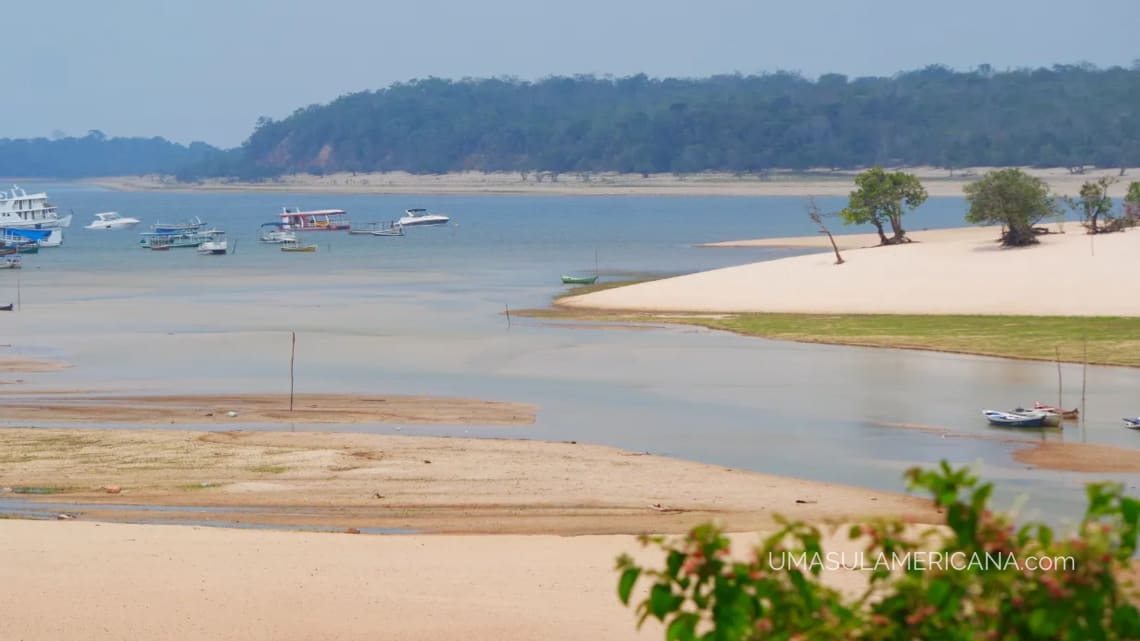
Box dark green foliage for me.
[184,64,1140,178]
[0,131,217,178]
[964,168,1060,246]
[839,167,927,244]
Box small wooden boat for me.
[1033,402,1079,419]
[0,303,13,311]
[348,222,404,236]
[280,239,317,252]
[983,410,1047,428]
[1124,418,1140,430]
[561,275,598,285]
[1012,408,1062,427]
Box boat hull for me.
[561,275,598,285]
[983,410,1046,427]
[1124,418,1140,430]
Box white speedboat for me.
[397,208,449,227]
[196,230,228,255]
[85,212,140,230]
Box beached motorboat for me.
[1124,418,1140,430]
[280,238,317,252]
[396,208,449,227]
[983,410,1047,428]
[85,212,140,230]
[348,222,404,236]
[196,230,228,255]
[561,275,598,285]
[279,207,350,231]
[1032,402,1079,420]
[259,222,297,244]
[1011,408,1062,427]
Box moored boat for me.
[1124,418,1140,430]
[0,186,72,230]
[1012,408,1062,427]
[1032,402,1079,420]
[85,212,141,230]
[0,256,21,269]
[561,275,598,285]
[397,208,449,227]
[259,222,297,244]
[280,238,317,252]
[349,221,404,236]
[279,207,350,232]
[983,410,1047,428]
[152,216,205,233]
[196,230,228,255]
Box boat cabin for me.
[279,207,350,231]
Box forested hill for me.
[0,131,217,178]
[185,64,1140,179]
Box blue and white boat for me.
[1124,417,1140,430]
[983,410,1047,428]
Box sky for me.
[7,0,1138,148]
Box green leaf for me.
[649,584,680,620]
[665,612,699,641]
[618,567,641,605]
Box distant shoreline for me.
[84,166,1138,198]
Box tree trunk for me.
[1003,225,1040,246]
[888,214,908,244]
[873,220,888,245]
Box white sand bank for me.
[0,520,877,641]
[566,228,1140,316]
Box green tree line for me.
[0,130,217,178]
[183,63,1140,179]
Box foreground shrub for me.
[617,461,1140,640]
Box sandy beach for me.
[563,226,1140,316]
[90,166,1138,198]
[0,426,938,641]
[0,519,894,641]
[0,427,934,534]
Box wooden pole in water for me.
[594,247,599,278]
[15,267,20,311]
[289,331,296,412]
[1055,346,1062,408]
[1080,336,1088,442]
[505,304,511,329]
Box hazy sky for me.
[7,0,1138,148]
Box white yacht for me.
[85,211,141,230]
[0,186,72,230]
[397,208,450,227]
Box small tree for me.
[839,167,928,245]
[1125,181,1140,225]
[964,168,1059,246]
[1067,176,1117,234]
[807,198,844,265]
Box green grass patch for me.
[247,465,289,475]
[11,486,70,495]
[520,306,1140,368]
